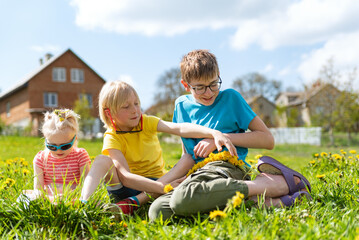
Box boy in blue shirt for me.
[149,50,311,220]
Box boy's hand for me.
[194,139,216,158]
[212,131,238,157]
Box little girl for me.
[22,109,91,203]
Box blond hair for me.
[180,49,219,84]
[41,109,80,139]
[98,81,140,130]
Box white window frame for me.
[71,68,84,83]
[6,102,10,117]
[44,92,58,107]
[52,67,66,82]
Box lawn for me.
[0,135,358,239]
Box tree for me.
[309,58,359,146]
[333,67,359,145]
[232,72,281,101]
[150,68,187,120]
[74,94,95,136]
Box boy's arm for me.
[226,116,274,149]
[157,120,237,157]
[194,116,274,158]
[108,149,166,194]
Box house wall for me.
[0,49,105,136]
[249,97,276,127]
[0,87,30,125]
[28,51,104,117]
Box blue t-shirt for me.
[173,89,256,166]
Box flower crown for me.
[53,109,69,122]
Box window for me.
[71,68,84,83]
[6,102,10,117]
[44,92,58,107]
[79,93,93,108]
[52,67,66,82]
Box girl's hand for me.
[212,131,238,157]
[194,139,217,158]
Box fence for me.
[270,127,322,146]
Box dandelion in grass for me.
[314,153,319,157]
[255,154,262,160]
[316,174,325,179]
[334,168,338,172]
[320,152,328,157]
[6,159,13,166]
[232,191,245,208]
[357,179,359,185]
[349,150,356,154]
[142,220,147,225]
[164,184,174,193]
[309,160,316,164]
[119,221,128,228]
[209,210,227,220]
[22,169,30,175]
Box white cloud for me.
[297,31,359,84]
[30,44,61,53]
[278,67,291,76]
[262,64,273,73]
[70,0,288,36]
[231,0,359,50]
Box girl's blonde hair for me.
[98,81,140,130]
[41,109,80,139]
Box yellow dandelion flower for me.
[357,179,359,185]
[314,153,319,157]
[142,220,147,225]
[5,178,15,187]
[6,159,13,165]
[320,152,328,157]
[232,191,245,208]
[255,154,263,160]
[21,161,29,167]
[119,221,128,228]
[209,210,227,220]
[357,155,359,159]
[334,168,338,172]
[22,169,30,175]
[349,150,357,154]
[309,160,316,164]
[164,184,174,193]
[316,174,325,179]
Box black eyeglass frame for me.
[186,77,222,95]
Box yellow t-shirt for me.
[102,114,166,178]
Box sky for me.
[1,0,359,110]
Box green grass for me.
[0,135,358,239]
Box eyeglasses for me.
[46,135,76,151]
[186,77,222,95]
[104,108,143,134]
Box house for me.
[246,95,276,127]
[275,83,341,127]
[0,49,106,136]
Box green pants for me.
[149,161,251,221]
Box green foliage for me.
[0,136,358,239]
[232,72,282,101]
[73,94,95,135]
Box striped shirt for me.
[34,148,91,186]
